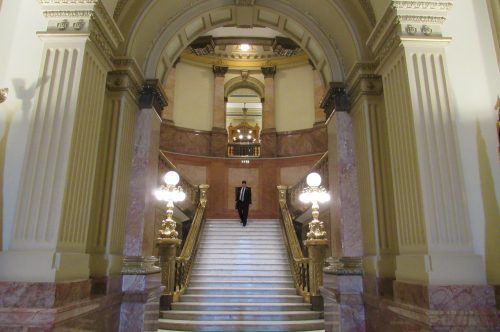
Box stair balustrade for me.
[227,143,261,157]
[157,152,209,308]
[277,186,311,303]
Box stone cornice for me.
[107,57,145,98]
[39,0,124,61]
[320,82,351,120]
[345,62,382,104]
[366,0,452,65]
[139,79,168,113]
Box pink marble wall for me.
[276,124,327,157]
[160,122,327,158]
[0,279,91,308]
[163,152,323,219]
[160,122,211,156]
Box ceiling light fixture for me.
[239,43,251,52]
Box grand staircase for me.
[158,219,325,331]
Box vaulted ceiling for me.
[110,0,383,84]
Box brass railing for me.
[277,186,310,302]
[227,143,261,157]
[288,152,328,215]
[173,184,209,300]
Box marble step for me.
[198,250,287,255]
[185,287,297,295]
[171,302,311,311]
[192,267,291,274]
[158,319,324,332]
[195,258,290,269]
[160,310,322,321]
[196,255,288,262]
[189,270,291,277]
[189,274,293,282]
[179,294,304,303]
[200,240,283,245]
[188,281,295,288]
[199,244,285,249]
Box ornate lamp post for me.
[155,170,185,309]
[155,170,186,239]
[299,172,330,309]
[299,172,330,240]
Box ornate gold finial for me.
[0,88,8,104]
[199,184,210,207]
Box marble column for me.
[261,66,277,157]
[347,63,398,299]
[211,66,228,157]
[364,1,497,329]
[321,83,365,332]
[119,79,166,332]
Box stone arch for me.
[224,76,265,99]
[120,0,372,86]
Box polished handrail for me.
[173,184,209,301]
[277,186,310,302]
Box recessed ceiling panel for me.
[185,17,206,40]
[210,7,233,25]
[283,18,304,41]
[256,9,280,26]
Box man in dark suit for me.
[235,180,252,227]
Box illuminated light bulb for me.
[164,171,180,185]
[239,43,250,51]
[306,172,321,187]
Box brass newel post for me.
[305,238,328,310]
[157,238,181,310]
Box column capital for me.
[139,79,168,113]
[213,65,228,77]
[345,62,383,105]
[261,66,276,78]
[107,57,144,99]
[367,0,453,65]
[39,0,124,62]
[320,82,351,119]
[0,88,8,104]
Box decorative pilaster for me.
[367,0,486,286]
[363,1,497,329]
[162,68,176,123]
[347,62,398,298]
[260,66,277,157]
[211,66,228,157]
[312,69,326,124]
[0,0,123,283]
[87,58,143,292]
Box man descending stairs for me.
[159,219,325,332]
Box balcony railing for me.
[227,143,261,157]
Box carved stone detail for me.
[213,65,228,77]
[421,24,433,35]
[406,24,417,35]
[261,66,276,78]
[139,79,168,114]
[320,82,351,119]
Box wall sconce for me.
[0,88,8,104]
[299,172,330,240]
[155,171,186,239]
